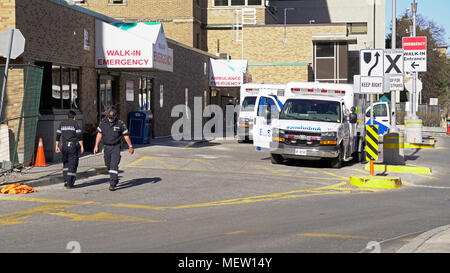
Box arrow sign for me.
[403,36,427,72]
[360,49,384,77]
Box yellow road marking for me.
[226,230,247,235]
[1,182,364,213]
[0,204,72,226]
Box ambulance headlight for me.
[321,132,337,139]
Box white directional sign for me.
[403,36,427,72]
[360,49,384,94]
[360,49,384,77]
[384,49,404,91]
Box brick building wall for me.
[77,0,207,50]
[207,24,346,83]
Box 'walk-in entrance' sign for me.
[403,36,427,72]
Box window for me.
[257,97,277,117]
[316,43,334,58]
[231,0,245,5]
[313,42,348,83]
[247,0,261,5]
[213,0,262,6]
[280,99,341,123]
[241,96,256,112]
[214,0,228,6]
[38,62,80,112]
[347,23,367,35]
[109,0,124,4]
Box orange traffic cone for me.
[34,138,47,167]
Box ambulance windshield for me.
[241,96,257,112]
[280,99,341,123]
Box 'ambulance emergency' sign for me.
[402,36,427,72]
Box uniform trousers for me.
[103,144,121,186]
[62,142,80,187]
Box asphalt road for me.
[0,136,449,254]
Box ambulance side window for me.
[257,97,277,116]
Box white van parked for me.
[237,83,285,142]
[254,81,368,168]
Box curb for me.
[349,175,402,189]
[364,163,432,174]
[396,225,450,253]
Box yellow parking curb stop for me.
[349,175,402,189]
[364,163,432,174]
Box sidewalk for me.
[397,225,450,253]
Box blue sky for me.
[386,0,450,52]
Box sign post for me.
[0,28,25,120]
[384,48,404,132]
[360,49,384,176]
[402,35,426,144]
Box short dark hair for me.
[68,110,77,119]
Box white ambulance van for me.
[237,83,286,142]
[254,81,367,168]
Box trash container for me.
[447,118,450,136]
[128,111,152,144]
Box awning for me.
[95,20,173,72]
[209,59,248,87]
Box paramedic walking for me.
[93,109,134,191]
[56,110,84,189]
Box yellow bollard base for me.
[364,163,431,174]
[349,175,402,189]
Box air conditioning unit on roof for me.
[217,52,230,60]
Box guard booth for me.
[129,111,152,144]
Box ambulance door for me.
[365,102,390,135]
[253,96,278,149]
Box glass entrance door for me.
[98,75,117,120]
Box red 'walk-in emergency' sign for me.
[402,36,427,72]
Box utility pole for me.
[390,0,398,132]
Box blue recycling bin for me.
[129,111,152,144]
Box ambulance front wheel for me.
[270,153,284,164]
[330,146,344,168]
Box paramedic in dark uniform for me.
[55,110,84,189]
[93,109,134,191]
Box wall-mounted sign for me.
[95,20,173,72]
[209,59,247,87]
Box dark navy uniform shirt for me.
[97,119,129,145]
[56,120,83,143]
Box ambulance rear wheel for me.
[270,153,284,164]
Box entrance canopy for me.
[209,59,248,87]
[95,19,173,72]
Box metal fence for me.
[0,64,43,171]
[397,102,442,127]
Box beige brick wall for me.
[0,0,16,31]
[78,0,207,50]
[207,6,266,25]
[208,24,346,82]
